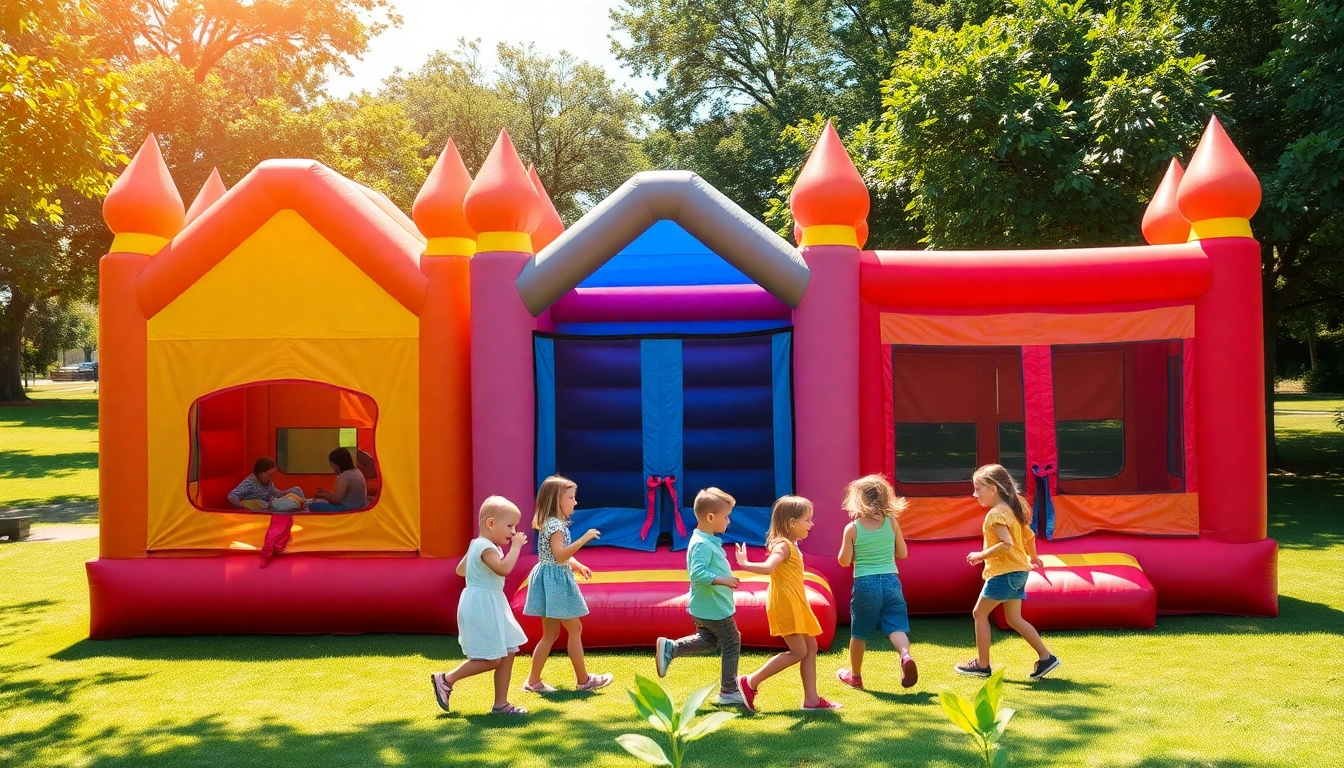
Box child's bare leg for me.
[492,652,516,708]
[847,638,867,677]
[527,618,562,685]
[800,636,820,707]
[888,631,912,657]
[445,658,500,688]
[746,634,807,690]
[972,596,999,668]
[1003,601,1051,660]
[561,618,590,683]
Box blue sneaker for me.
[656,637,675,678]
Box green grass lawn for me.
[0,391,98,521]
[1,394,1342,767]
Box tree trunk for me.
[0,290,33,402]
[1307,326,1317,370]
[1263,296,1279,468]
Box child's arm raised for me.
[734,541,789,575]
[550,527,600,564]
[837,522,858,568]
[482,531,529,577]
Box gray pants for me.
[673,615,741,693]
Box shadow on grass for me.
[0,450,98,480]
[53,633,470,663]
[0,599,60,648]
[0,497,99,524]
[0,401,98,430]
[1268,475,1344,550]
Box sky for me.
[327,0,658,97]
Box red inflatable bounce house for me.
[87,115,1275,644]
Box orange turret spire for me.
[1177,116,1261,240]
[183,168,227,228]
[463,129,543,253]
[528,165,566,252]
[103,134,185,254]
[855,219,869,249]
[414,139,477,256]
[1142,159,1191,245]
[789,120,869,247]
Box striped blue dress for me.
[523,517,589,619]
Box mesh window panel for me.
[552,338,646,510]
[896,422,978,483]
[999,422,1026,487]
[682,336,777,508]
[1168,354,1184,478]
[1056,419,1125,479]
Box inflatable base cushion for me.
[991,553,1156,631]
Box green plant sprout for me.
[940,670,1015,768]
[616,674,738,767]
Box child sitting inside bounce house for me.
[228,457,304,512]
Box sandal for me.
[430,673,453,712]
[836,668,864,689]
[576,673,613,691]
[522,680,558,694]
[900,655,919,688]
[490,703,528,716]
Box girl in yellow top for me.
[956,464,1060,681]
[733,496,841,712]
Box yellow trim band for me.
[518,568,833,593]
[476,231,533,254]
[1038,553,1141,569]
[1187,217,1252,241]
[110,232,170,255]
[424,236,476,257]
[800,224,858,248]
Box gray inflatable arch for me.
[514,171,810,316]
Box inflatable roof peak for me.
[184,168,227,228]
[103,134,185,239]
[1142,159,1190,245]
[463,128,543,236]
[528,165,566,252]
[1178,115,1261,223]
[789,119,869,229]
[413,138,476,241]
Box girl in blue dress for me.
[522,475,613,694]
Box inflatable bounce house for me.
[87,115,1277,644]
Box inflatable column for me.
[465,130,544,527]
[788,121,868,596]
[413,139,476,557]
[1179,117,1266,543]
[98,135,185,559]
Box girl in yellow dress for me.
[733,496,842,712]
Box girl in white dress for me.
[431,496,530,715]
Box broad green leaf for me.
[646,713,670,733]
[939,691,978,735]
[616,734,672,766]
[682,710,738,741]
[996,707,1016,737]
[992,744,1009,768]
[679,684,714,729]
[629,689,658,722]
[986,669,1005,712]
[635,675,677,727]
[974,693,998,733]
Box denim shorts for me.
[849,573,910,639]
[981,571,1030,601]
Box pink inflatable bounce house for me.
[88,115,1275,643]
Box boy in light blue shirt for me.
[655,488,747,707]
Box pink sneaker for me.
[737,675,758,713]
[576,673,613,691]
[430,673,453,712]
[836,668,864,689]
[802,697,843,711]
[900,655,919,688]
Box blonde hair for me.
[533,475,577,530]
[765,496,813,550]
[973,464,1031,526]
[843,474,908,521]
[693,487,736,518]
[479,495,521,527]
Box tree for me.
[385,40,649,222]
[1179,0,1344,462]
[21,297,96,383]
[872,0,1222,248]
[319,96,432,211]
[1,0,132,229]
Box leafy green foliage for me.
[617,675,737,768]
[873,0,1221,248]
[939,670,1015,768]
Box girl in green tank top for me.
[836,475,918,690]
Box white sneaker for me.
[715,689,747,707]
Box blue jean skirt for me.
[981,571,1030,601]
